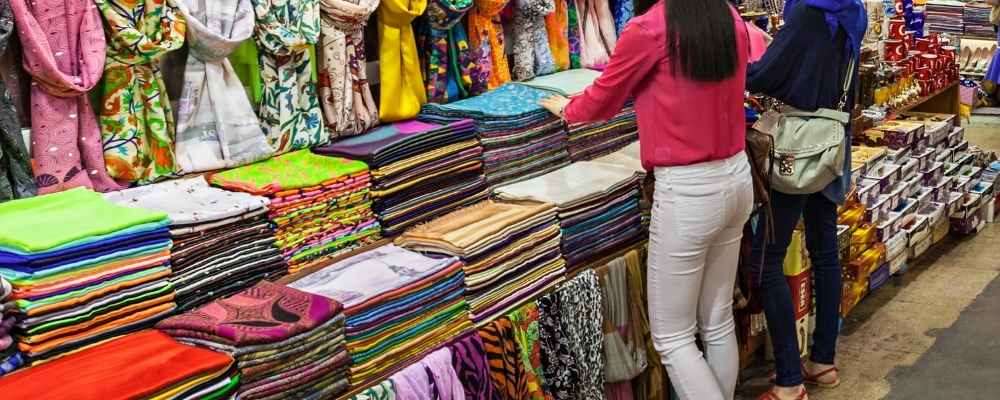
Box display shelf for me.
[890,81,962,122]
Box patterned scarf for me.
[96,0,186,185]
[0,0,33,201]
[574,0,616,69]
[545,0,570,71]
[609,0,632,35]
[512,0,557,81]
[566,0,581,68]
[317,0,379,140]
[378,0,427,122]
[252,0,326,153]
[421,0,486,103]
[174,0,273,173]
[467,0,511,90]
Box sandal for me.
[757,387,808,400]
[803,365,840,388]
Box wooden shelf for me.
[888,81,962,121]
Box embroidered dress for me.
[467,0,510,89]
[173,0,273,173]
[421,0,485,103]
[378,0,427,121]
[512,0,557,81]
[317,0,380,140]
[0,0,35,201]
[96,0,186,185]
[252,0,326,153]
[544,0,570,71]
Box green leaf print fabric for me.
[208,149,368,195]
[95,0,187,185]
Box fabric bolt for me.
[573,0,616,68]
[252,0,326,153]
[0,0,35,202]
[173,0,273,174]
[544,0,570,70]
[421,0,485,103]
[467,0,510,89]
[96,0,186,184]
[317,0,380,139]
[448,332,498,400]
[512,0,557,81]
[396,200,557,257]
[11,0,118,195]
[378,0,428,121]
[104,177,269,225]
[21,301,177,360]
[209,150,368,195]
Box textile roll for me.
[421,0,486,103]
[467,0,510,89]
[566,0,581,69]
[574,0,616,68]
[609,0,632,36]
[95,0,186,185]
[251,0,326,153]
[317,0,380,140]
[173,0,273,173]
[12,0,117,195]
[378,0,427,122]
[544,0,570,71]
[512,0,557,81]
[0,0,35,202]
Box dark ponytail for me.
[665,0,739,82]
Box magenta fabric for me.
[11,0,122,194]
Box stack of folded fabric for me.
[593,142,651,227]
[566,105,638,162]
[0,330,238,399]
[106,178,287,312]
[156,281,349,399]
[1,277,20,376]
[0,188,175,364]
[209,150,381,274]
[396,200,567,325]
[419,84,571,187]
[964,2,993,38]
[315,119,489,236]
[495,161,644,272]
[289,244,473,389]
[925,0,965,35]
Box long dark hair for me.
[665,0,739,82]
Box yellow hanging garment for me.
[378,0,428,122]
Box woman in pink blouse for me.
[540,1,751,399]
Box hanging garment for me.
[391,348,465,400]
[421,0,486,103]
[96,0,186,185]
[349,380,397,400]
[631,248,667,400]
[12,0,117,195]
[173,0,273,174]
[574,0,616,68]
[600,254,647,382]
[317,0,379,140]
[512,0,557,81]
[252,0,326,153]
[467,0,510,90]
[608,0,632,36]
[447,332,499,400]
[0,0,34,201]
[566,0,581,69]
[378,0,427,122]
[480,316,546,400]
[507,302,551,400]
[544,0,570,71]
[537,270,604,400]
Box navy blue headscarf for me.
[784,0,867,58]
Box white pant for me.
[647,152,754,400]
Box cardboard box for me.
[869,120,925,149]
[890,251,908,275]
[932,217,950,244]
[850,223,878,258]
[837,224,852,262]
[869,262,891,292]
[787,269,813,320]
[947,126,965,147]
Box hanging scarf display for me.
[574,0,616,69]
[96,0,185,185]
[512,0,557,81]
[252,0,325,153]
[0,0,33,201]
[544,0,570,71]
[609,0,632,36]
[317,0,379,140]
[12,0,119,195]
[467,0,511,89]
[173,0,273,174]
[421,0,486,103]
[566,0,581,69]
[378,0,427,122]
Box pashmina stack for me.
[96,0,186,185]
[419,84,570,187]
[0,277,20,376]
[511,0,557,81]
[467,0,511,90]
[317,0,380,140]
[396,200,567,325]
[419,0,486,103]
[537,270,605,400]
[314,119,488,235]
[11,0,115,195]
[157,281,349,399]
[593,141,649,227]
[252,0,326,153]
[495,162,643,272]
[105,178,287,312]
[0,330,239,399]
[378,0,427,122]
[209,150,381,274]
[0,188,176,364]
[289,244,473,389]
[387,347,465,399]
[173,0,274,174]
[574,0,617,68]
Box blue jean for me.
[751,191,842,387]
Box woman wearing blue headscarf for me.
[746,0,866,399]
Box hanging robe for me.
[544,0,570,71]
[0,0,34,201]
[512,0,557,81]
[378,0,427,122]
[317,0,380,140]
[467,0,511,89]
[422,0,486,103]
[574,0,616,69]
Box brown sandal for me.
[803,365,840,388]
[757,387,808,400]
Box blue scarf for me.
[785,0,867,58]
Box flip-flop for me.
[803,366,840,388]
[757,387,808,400]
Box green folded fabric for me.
[209,150,369,195]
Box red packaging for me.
[920,53,939,71]
[885,39,906,61]
[916,37,931,52]
[787,269,813,320]
[889,17,906,38]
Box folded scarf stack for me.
[419,84,571,188]
[494,162,643,273]
[396,200,567,325]
[0,188,176,364]
[289,244,473,389]
[105,178,288,312]
[0,330,238,399]
[157,281,349,399]
[209,150,381,274]
[593,142,649,227]
[314,119,489,235]
[0,277,20,376]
